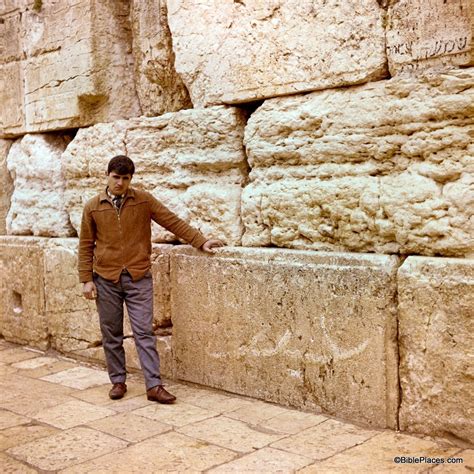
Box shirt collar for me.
[100,187,135,202]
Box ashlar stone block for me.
[170,246,400,429]
[130,0,192,115]
[0,236,48,349]
[387,0,474,76]
[44,239,101,352]
[398,256,474,444]
[63,107,248,245]
[7,134,75,237]
[167,0,387,106]
[0,139,14,234]
[243,68,474,257]
[0,0,140,137]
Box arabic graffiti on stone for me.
[388,36,469,60]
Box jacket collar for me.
[99,187,136,203]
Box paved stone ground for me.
[0,340,471,473]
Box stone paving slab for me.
[0,409,29,430]
[87,412,171,443]
[11,355,77,378]
[178,415,286,453]
[271,419,378,461]
[0,423,59,452]
[299,431,461,473]
[210,446,313,473]
[33,399,116,430]
[132,401,218,428]
[0,452,37,473]
[40,366,110,389]
[0,343,470,473]
[7,426,129,471]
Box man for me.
[78,155,223,403]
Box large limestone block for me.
[0,0,140,137]
[243,68,474,257]
[170,247,400,429]
[63,107,248,245]
[398,257,474,444]
[0,237,48,349]
[0,139,14,234]
[7,134,75,237]
[44,239,101,352]
[167,0,387,106]
[387,0,474,76]
[130,0,192,115]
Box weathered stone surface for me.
[398,257,474,444]
[301,431,459,472]
[171,247,400,428]
[167,0,387,106]
[271,418,376,461]
[7,426,128,471]
[243,68,474,257]
[177,415,285,453]
[7,134,75,237]
[387,0,474,76]
[0,0,140,137]
[0,139,13,234]
[63,107,248,245]
[61,432,236,473]
[130,0,192,116]
[0,237,47,348]
[44,239,100,351]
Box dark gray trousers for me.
[94,271,162,390]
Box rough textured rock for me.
[170,247,400,429]
[387,0,474,76]
[167,0,387,106]
[44,239,101,352]
[0,0,140,137]
[243,68,474,257]
[7,134,75,237]
[398,257,474,444]
[63,107,248,245]
[0,139,14,234]
[130,0,192,115]
[0,237,48,349]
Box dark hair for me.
[107,155,135,176]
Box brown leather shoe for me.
[109,382,127,400]
[147,385,176,404]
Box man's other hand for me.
[83,281,97,300]
[201,239,225,253]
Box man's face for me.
[107,171,132,196]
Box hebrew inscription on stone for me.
[387,0,473,74]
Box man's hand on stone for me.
[83,281,97,300]
[201,239,225,253]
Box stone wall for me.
[62,107,248,245]
[242,69,474,256]
[1,0,473,445]
[0,0,141,137]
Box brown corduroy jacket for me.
[78,188,207,283]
